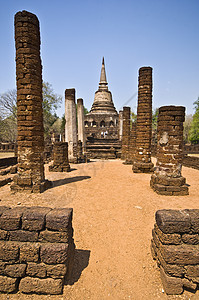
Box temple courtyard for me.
[0,159,198,299]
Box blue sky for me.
[0,0,198,117]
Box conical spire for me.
[99,57,108,90]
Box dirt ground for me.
[0,158,199,300]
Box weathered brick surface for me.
[0,206,75,295]
[0,275,19,293]
[40,243,69,264]
[22,206,51,231]
[150,106,188,195]
[49,142,70,172]
[11,10,50,193]
[20,243,40,263]
[46,208,73,232]
[152,209,199,295]
[19,277,63,294]
[133,67,154,173]
[0,242,19,261]
[0,207,27,231]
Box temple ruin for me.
[150,106,189,195]
[11,11,51,193]
[84,58,121,159]
[133,67,154,173]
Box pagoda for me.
[84,58,121,158]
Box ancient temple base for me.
[150,174,189,196]
[133,162,154,173]
[11,176,52,193]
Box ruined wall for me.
[11,11,50,193]
[183,155,199,170]
[49,142,70,172]
[151,209,199,295]
[133,67,153,173]
[0,206,75,295]
[121,107,130,160]
[150,106,188,195]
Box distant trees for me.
[189,97,199,144]
[0,82,62,142]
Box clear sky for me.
[0,0,198,117]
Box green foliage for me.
[189,97,199,144]
[131,111,137,123]
[0,82,62,142]
[152,108,158,131]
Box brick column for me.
[133,67,154,173]
[11,11,51,193]
[77,98,85,152]
[121,107,130,160]
[150,106,188,195]
[118,110,123,141]
[65,89,78,163]
[126,122,136,164]
[49,142,70,172]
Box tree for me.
[0,82,62,141]
[189,97,199,144]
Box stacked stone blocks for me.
[49,142,70,172]
[150,106,188,195]
[151,209,199,295]
[0,206,75,294]
[133,67,153,173]
[11,11,50,193]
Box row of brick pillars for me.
[121,66,188,195]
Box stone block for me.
[26,262,46,278]
[161,244,199,265]
[182,234,199,245]
[5,263,26,277]
[182,278,197,291]
[0,207,27,231]
[20,242,40,262]
[19,277,63,294]
[185,209,199,233]
[9,230,38,242]
[22,206,52,231]
[0,230,8,240]
[160,266,183,295]
[0,275,19,293]
[155,210,191,233]
[0,241,19,261]
[40,243,69,264]
[154,224,181,245]
[46,264,67,278]
[46,208,73,232]
[39,229,72,243]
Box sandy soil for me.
[0,158,199,300]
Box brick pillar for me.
[121,107,130,160]
[11,11,51,193]
[119,110,123,141]
[133,67,154,173]
[49,142,70,172]
[77,98,85,153]
[150,106,188,195]
[65,89,78,163]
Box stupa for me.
[84,58,121,158]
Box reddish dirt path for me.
[0,159,198,300]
